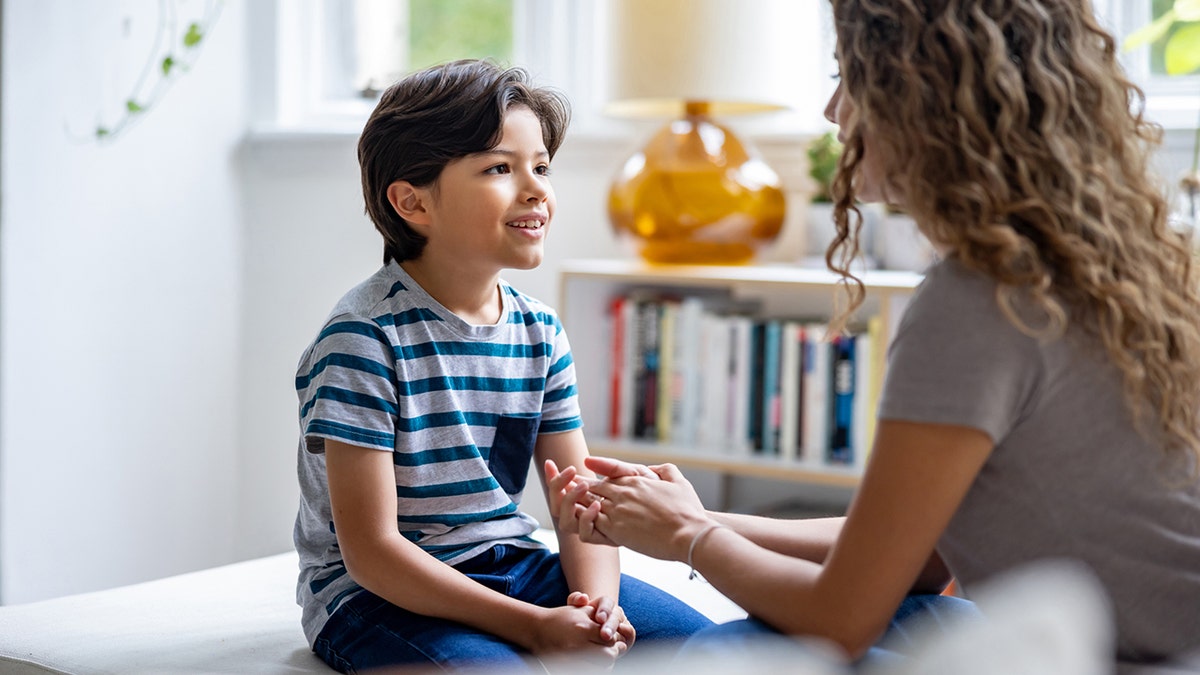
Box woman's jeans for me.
[674,593,982,670]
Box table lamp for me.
[605,0,803,265]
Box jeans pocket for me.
[488,414,540,495]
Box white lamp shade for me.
[605,0,810,117]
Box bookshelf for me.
[558,258,923,491]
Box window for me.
[257,0,834,138]
[1100,0,1200,129]
[264,0,606,134]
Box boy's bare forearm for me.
[557,532,621,599]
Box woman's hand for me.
[581,461,716,563]
[544,458,662,546]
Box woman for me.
[548,0,1200,669]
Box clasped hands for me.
[543,456,715,564]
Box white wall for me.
[3,0,1197,606]
[0,1,247,603]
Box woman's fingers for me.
[584,456,657,479]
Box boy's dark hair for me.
[358,59,571,264]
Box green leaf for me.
[183,22,203,48]
[96,127,110,138]
[1165,23,1200,74]
[126,99,144,113]
[1177,0,1200,22]
[161,55,175,76]
[1124,8,1177,51]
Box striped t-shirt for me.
[292,261,583,646]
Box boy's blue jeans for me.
[312,544,714,673]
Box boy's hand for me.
[544,459,587,519]
[568,591,636,647]
[546,459,618,545]
[529,604,628,665]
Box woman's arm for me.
[707,512,951,593]
[580,419,991,658]
[324,438,620,659]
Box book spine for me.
[607,295,626,439]
[760,319,783,456]
[827,334,856,465]
[801,323,829,467]
[853,323,876,470]
[747,320,766,452]
[729,316,753,455]
[656,300,678,443]
[777,320,803,462]
[633,299,660,440]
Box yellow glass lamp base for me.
[608,105,786,265]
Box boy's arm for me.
[324,438,620,659]
[534,430,622,601]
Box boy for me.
[293,60,712,673]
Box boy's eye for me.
[536,164,552,176]
[485,164,510,175]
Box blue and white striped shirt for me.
[293,261,583,646]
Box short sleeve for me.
[295,314,399,453]
[539,313,583,434]
[878,261,1041,444]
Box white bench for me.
[0,531,746,674]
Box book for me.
[828,334,856,465]
[747,321,766,452]
[759,319,783,455]
[672,296,705,446]
[800,322,829,467]
[777,320,804,462]
[632,297,661,440]
[853,321,879,469]
[607,295,628,438]
[656,299,680,443]
[727,315,754,455]
[698,312,731,450]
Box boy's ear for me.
[387,181,432,226]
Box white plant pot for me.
[800,202,880,269]
[875,212,936,272]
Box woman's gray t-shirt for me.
[878,258,1200,664]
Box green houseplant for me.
[806,131,843,204]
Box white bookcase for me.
[558,258,923,490]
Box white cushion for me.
[0,530,745,674]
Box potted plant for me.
[806,130,842,204]
[801,131,844,264]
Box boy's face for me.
[420,105,555,275]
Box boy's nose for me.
[523,176,550,202]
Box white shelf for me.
[558,258,922,490]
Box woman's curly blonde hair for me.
[827,0,1200,473]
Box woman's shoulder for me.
[907,257,1003,320]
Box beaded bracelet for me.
[686,523,727,580]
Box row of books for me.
[605,291,884,469]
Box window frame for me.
[257,0,612,134]
[251,0,837,139]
